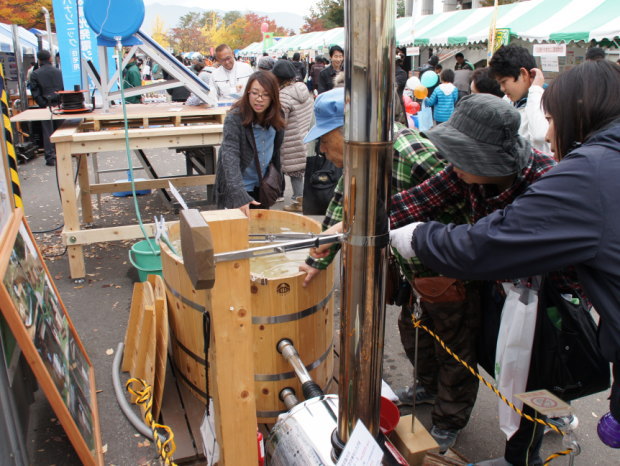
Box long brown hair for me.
[232,71,285,130]
[542,60,620,159]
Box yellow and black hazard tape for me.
[126,378,177,466]
[411,316,576,465]
[0,63,22,209]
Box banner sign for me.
[52,0,112,90]
[533,44,567,57]
[406,46,420,56]
[494,28,511,51]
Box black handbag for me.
[302,154,343,215]
[528,278,611,401]
[254,155,283,209]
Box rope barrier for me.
[410,315,577,465]
[126,378,177,465]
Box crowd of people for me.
[116,40,620,464]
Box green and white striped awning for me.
[397,0,620,47]
[238,0,619,56]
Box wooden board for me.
[147,274,169,421]
[10,103,227,123]
[0,211,104,465]
[121,282,146,372]
[389,414,439,465]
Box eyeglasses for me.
[218,55,235,63]
[249,90,271,100]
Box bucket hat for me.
[272,59,297,81]
[304,87,345,143]
[423,93,531,177]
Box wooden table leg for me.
[77,154,93,223]
[56,140,85,279]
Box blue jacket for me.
[424,83,458,123]
[413,120,620,370]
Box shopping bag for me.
[417,101,434,132]
[495,280,538,440]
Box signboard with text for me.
[533,44,567,57]
[52,0,111,90]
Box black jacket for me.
[292,61,306,82]
[317,66,339,94]
[29,63,64,108]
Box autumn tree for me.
[0,0,54,29]
[240,13,293,45]
[151,15,169,49]
[168,12,209,52]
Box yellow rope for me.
[411,316,576,464]
[126,378,177,466]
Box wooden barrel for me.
[161,210,334,423]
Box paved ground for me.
[15,148,616,465]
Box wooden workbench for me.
[14,104,227,279]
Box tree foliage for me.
[151,16,169,50]
[166,11,293,54]
[0,0,54,29]
[301,0,406,33]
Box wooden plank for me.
[160,368,200,462]
[11,104,227,123]
[93,120,100,131]
[389,415,439,465]
[69,132,223,154]
[121,282,146,372]
[56,138,86,278]
[62,222,162,245]
[77,154,93,224]
[147,275,169,421]
[204,210,258,465]
[88,175,215,195]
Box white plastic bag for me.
[495,281,538,440]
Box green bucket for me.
[128,239,162,282]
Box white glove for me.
[389,222,423,259]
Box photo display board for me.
[0,210,103,465]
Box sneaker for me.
[545,414,578,434]
[394,385,435,406]
[276,196,285,202]
[283,201,302,212]
[429,425,459,453]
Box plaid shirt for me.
[390,149,556,228]
[391,127,468,279]
[305,125,450,271]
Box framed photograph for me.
[0,210,103,465]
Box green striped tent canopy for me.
[397,0,620,46]
[238,0,619,55]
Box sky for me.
[142,0,317,17]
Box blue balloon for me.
[421,71,439,88]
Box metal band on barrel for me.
[251,287,334,325]
[164,278,207,313]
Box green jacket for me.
[122,61,142,104]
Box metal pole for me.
[41,7,53,53]
[334,0,395,452]
[11,25,28,112]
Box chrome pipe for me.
[337,0,395,447]
[277,339,325,400]
[277,339,312,385]
[279,388,300,411]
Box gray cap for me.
[257,56,275,71]
[422,93,531,177]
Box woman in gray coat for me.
[272,60,314,212]
[214,71,285,216]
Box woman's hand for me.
[239,200,261,217]
[531,68,545,87]
[299,263,322,287]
